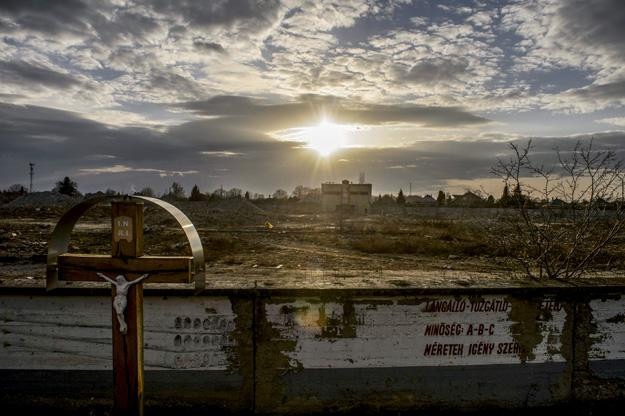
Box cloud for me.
[200,151,243,157]
[394,57,470,86]
[570,80,625,101]
[2,0,625,196]
[79,164,198,177]
[0,1,161,45]
[598,117,625,127]
[544,80,625,112]
[0,101,299,192]
[0,93,24,101]
[556,0,625,67]
[147,69,201,98]
[0,0,623,118]
[502,0,625,78]
[148,0,282,32]
[178,94,491,130]
[2,101,625,196]
[495,0,625,113]
[0,59,82,89]
[336,102,489,127]
[193,40,226,54]
[386,164,417,169]
[0,0,93,36]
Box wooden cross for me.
[56,200,194,416]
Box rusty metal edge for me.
[16,281,625,298]
[46,195,205,293]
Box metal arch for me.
[46,195,205,292]
[133,196,205,292]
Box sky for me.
[1,0,625,197]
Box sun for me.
[304,120,347,157]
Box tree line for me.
[1,177,328,204]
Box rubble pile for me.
[3,192,79,208]
[0,223,50,263]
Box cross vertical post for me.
[111,200,144,416]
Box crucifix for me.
[49,199,199,416]
[97,272,150,335]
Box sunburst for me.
[303,120,347,157]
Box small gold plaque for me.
[113,216,133,242]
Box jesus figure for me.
[97,272,150,334]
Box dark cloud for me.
[552,79,625,111]
[178,94,490,129]
[0,1,166,52]
[148,69,201,97]
[193,40,226,54]
[167,24,187,40]
[92,10,163,46]
[557,0,625,63]
[0,2,169,55]
[0,0,283,46]
[0,102,202,177]
[0,0,92,35]
[0,60,82,89]
[0,93,24,101]
[395,57,470,85]
[569,80,625,101]
[5,101,625,196]
[0,101,298,192]
[337,102,487,127]
[148,0,282,33]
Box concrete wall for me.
[321,182,371,214]
[1,286,624,413]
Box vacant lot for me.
[1,199,623,282]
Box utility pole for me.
[29,162,34,193]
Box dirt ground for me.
[1,199,623,286]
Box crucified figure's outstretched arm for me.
[97,272,150,286]
[128,273,150,286]
[97,272,116,284]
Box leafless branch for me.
[489,138,625,279]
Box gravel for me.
[3,191,79,208]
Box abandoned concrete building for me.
[321,179,372,214]
[452,191,484,207]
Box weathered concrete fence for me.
[1,284,624,413]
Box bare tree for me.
[226,187,242,199]
[6,184,27,193]
[272,189,288,200]
[491,139,625,279]
[135,187,155,197]
[163,182,186,200]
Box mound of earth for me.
[3,191,79,208]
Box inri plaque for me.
[113,215,133,242]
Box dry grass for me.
[347,218,491,256]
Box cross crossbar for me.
[58,254,193,283]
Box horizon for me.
[1,0,625,197]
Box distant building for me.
[322,179,372,214]
[452,191,484,207]
[406,194,437,206]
